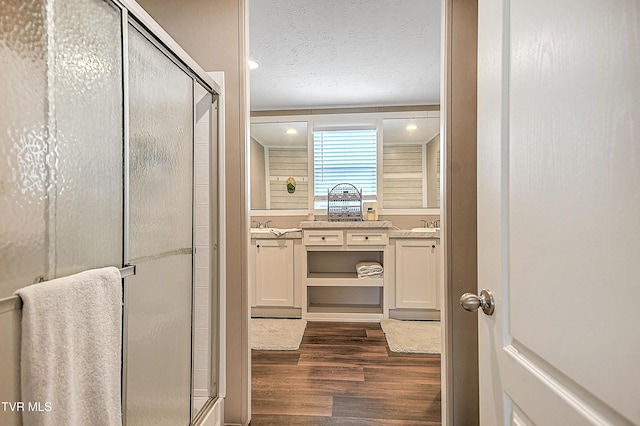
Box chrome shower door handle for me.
[460,289,495,316]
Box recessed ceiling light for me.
[406,124,418,131]
[248,59,259,70]
[286,128,297,135]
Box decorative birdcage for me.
[327,183,362,222]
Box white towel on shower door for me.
[15,267,122,426]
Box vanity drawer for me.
[303,230,344,246]
[346,231,388,246]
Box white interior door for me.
[476,0,640,424]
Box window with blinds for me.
[313,129,377,208]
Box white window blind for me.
[313,129,377,208]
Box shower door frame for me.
[115,0,223,424]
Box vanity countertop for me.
[299,220,393,229]
[250,230,302,239]
[389,229,440,239]
[250,224,439,239]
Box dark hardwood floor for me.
[251,321,442,425]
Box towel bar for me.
[0,295,22,315]
[119,264,136,278]
[0,265,136,314]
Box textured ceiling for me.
[249,0,441,111]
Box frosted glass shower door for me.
[0,0,48,294]
[0,0,123,296]
[125,25,194,425]
[52,0,123,278]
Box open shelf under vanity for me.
[304,243,386,321]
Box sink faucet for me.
[264,220,272,228]
[253,220,263,228]
[420,219,441,228]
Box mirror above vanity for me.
[250,110,440,215]
[250,121,309,210]
[382,116,441,209]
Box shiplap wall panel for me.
[383,144,424,208]
[383,178,423,208]
[268,147,308,209]
[269,148,308,176]
[383,145,423,174]
[269,181,308,209]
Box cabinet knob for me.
[257,244,260,248]
[321,236,325,240]
[365,236,369,240]
[432,244,435,248]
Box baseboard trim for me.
[251,307,302,318]
[389,309,441,321]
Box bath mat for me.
[251,318,307,350]
[380,319,441,354]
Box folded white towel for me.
[356,261,383,278]
[356,261,383,272]
[15,267,122,426]
[357,272,383,278]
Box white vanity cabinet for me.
[300,222,392,321]
[251,239,294,306]
[388,235,441,320]
[345,230,388,246]
[302,229,344,246]
[250,235,304,317]
[395,239,439,309]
